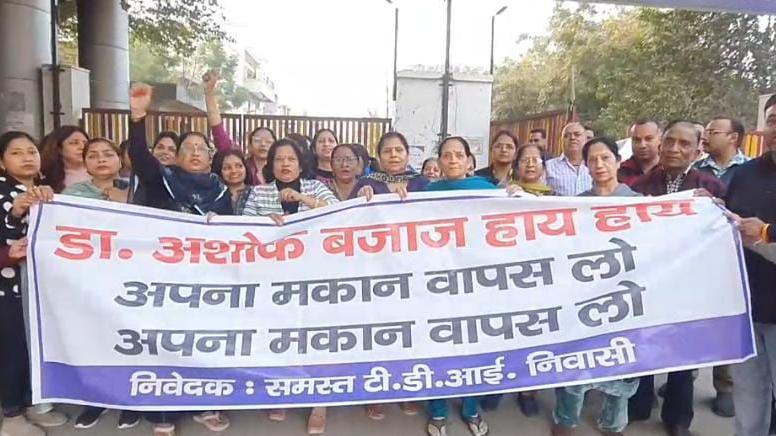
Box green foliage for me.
[131,39,251,111]
[59,0,249,111]
[493,4,776,136]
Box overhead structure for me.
[576,0,776,15]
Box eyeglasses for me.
[333,157,358,165]
[705,130,732,136]
[179,144,212,155]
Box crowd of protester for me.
[0,72,774,436]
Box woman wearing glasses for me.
[330,144,364,201]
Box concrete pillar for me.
[77,0,129,109]
[0,0,51,136]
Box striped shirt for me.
[545,155,593,196]
[242,179,338,217]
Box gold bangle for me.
[763,224,771,244]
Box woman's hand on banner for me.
[11,185,54,218]
[358,186,375,202]
[506,184,524,197]
[395,186,409,200]
[8,237,27,261]
[269,213,285,226]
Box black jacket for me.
[128,119,232,216]
[725,154,776,323]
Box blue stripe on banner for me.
[38,314,754,411]
[577,0,776,15]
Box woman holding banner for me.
[424,136,496,436]
[513,143,554,196]
[355,132,429,203]
[240,138,336,433]
[0,131,67,436]
[356,131,429,420]
[129,84,231,436]
[551,137,641,436]
[62,138,144,430]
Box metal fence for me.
[81,109,393,155]
[490,110,568,157]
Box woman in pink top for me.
[203,71,275,188]
[40,126,90,193]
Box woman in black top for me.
[129,84,231,435]
[128,84,231,217]
[0,131,67,436]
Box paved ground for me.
[17,370,735,436]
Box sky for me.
[221,0,557,117]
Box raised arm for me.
[128,83,164,187]
[203,70,234,152]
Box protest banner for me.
[26,191,754,410]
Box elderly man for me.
[629,120,726,436]
[545,122,593,196]
[726,94,776,436]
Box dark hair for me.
[516,144,546,165]
[311,129,339,154]
[248,126,278,144]
[491,130,518,148]
[528,128,547,139]
[582,137,621,162]
[212,149,254,186]
[310,129,339,171]
[153,131,179,150]
[377,131,409,155]
[286,133,311,151]
[177,132,212,154]
[710,116,746,148]
[438,136,472,158]
[421,157,438,174]
[765,94,776,115]
[0,131,36,158]
[263,139,310,183]
[119,139,131,158]
[349,143,371,166]
[583,125,594,133]
[82,137,120,160]
[40,125,89,193]
[369,157,380,172]
[664,120,701,144]
[632,119,661,131]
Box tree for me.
[130,39,251,111]
[493,5,776,136]
[58,0,252,111]
[58,0,229,60]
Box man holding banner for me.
[726,94,776,436]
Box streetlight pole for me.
[440,0,453,141]
[386,0,398,101]
[490,6,507,76]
